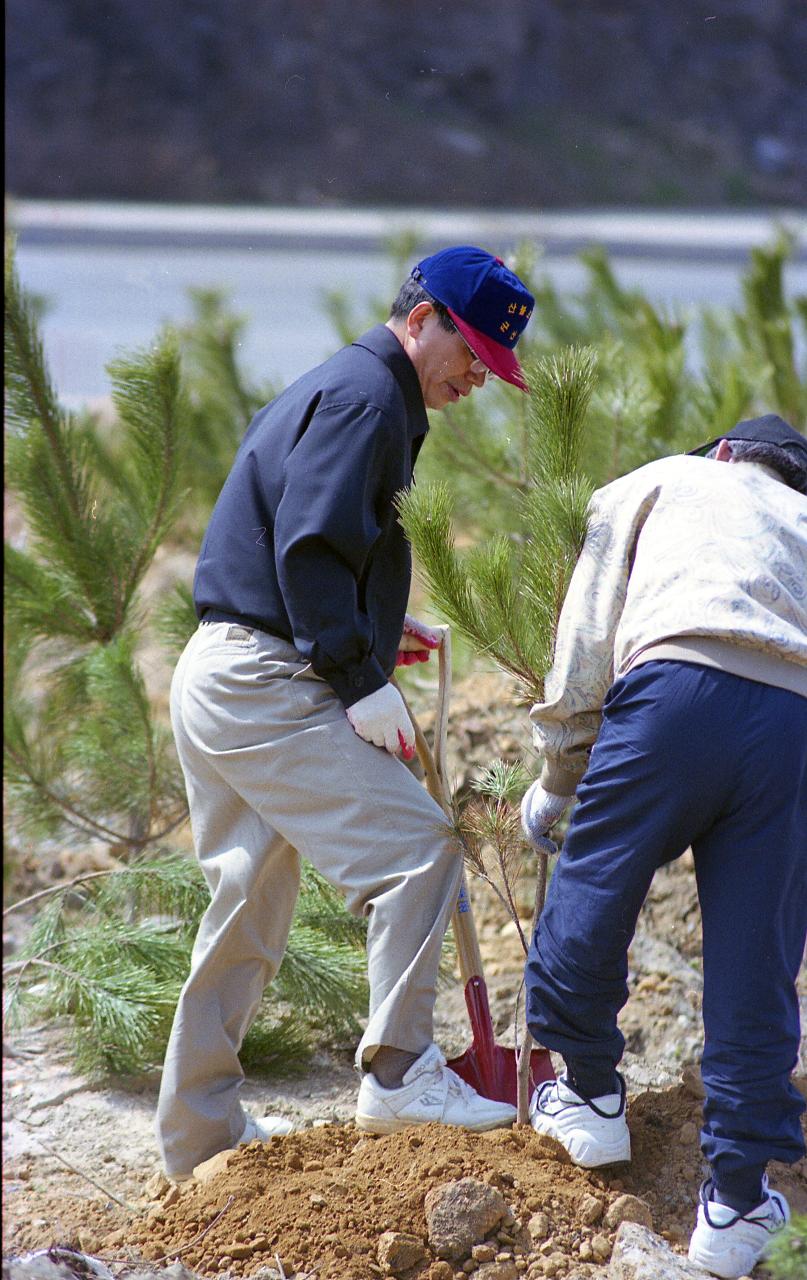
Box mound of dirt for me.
[11,1085,805,1280]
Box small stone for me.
[591,1234,612,1261]
[310,1193,326,1207]
[579,1194,604,1225]
[426,1179,509,1261]
[303,1159,323,1171]
[142,1171,169,1198]
[578,1241,593,1261]
[472,1246,497,1263]
[430,1265,454,1280]
[496,1253,514,1262]
[605,1194,654,1230]
[377,1231,428,1274]
[463,1262,477,1274]
[475,1263,518,1280]
[226,1243,255,1260]
[527,1212,550,1240]
[679,1121,698,1144]
[192,1148,236,1182]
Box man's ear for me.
[714,438,734,463]
[406,301,434,339]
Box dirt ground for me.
[4,669,807,1277]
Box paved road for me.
[10,202,807,406]
[12,200,807,260]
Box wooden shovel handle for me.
[395,627,485,986]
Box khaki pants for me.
[156,622,462,1177]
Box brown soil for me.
[7,1089,807,1280]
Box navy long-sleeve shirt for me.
[193,325,429,706]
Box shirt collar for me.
[352,325,429,440]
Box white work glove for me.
[520,780,572,847]
[395,614,443,667]
[346,683,416,759]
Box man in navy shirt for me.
[157,247,536,1179]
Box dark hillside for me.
[6,0,807,207]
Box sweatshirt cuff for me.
[539,757,586,798]
[324,654,390,708]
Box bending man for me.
[521,415,807,1280]
[157,246,535,1180]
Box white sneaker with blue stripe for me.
[687,1176,790,1279]
[528,1073,631,1167]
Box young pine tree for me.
[4,240,369,1077]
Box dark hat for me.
[688,413,807,463]
[411,246,534,391]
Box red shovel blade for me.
[446,975,555,1107]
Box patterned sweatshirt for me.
[531,454,807,796]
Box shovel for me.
[399,626,554,1107]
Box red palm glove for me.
[395,614,442,667]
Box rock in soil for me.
[608,1220,712,1278]
[474,1262,518,1279]
[425,1177,509,1261]
[603,1194,653,1230]
[376,1229,427,1273]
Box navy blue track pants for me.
[525,660,807,1183]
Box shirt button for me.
[352,676,364,688]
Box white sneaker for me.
[355,1043,516,1134]
[529,1074,630,1167]
[239,1113,295,1143]
[687,1177,790,1279]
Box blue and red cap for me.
[411,246,535,391]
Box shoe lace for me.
[443,1068,478,1104]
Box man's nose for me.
[468,362,488,387]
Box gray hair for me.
[389,278,456,332]
[707,439,807,494]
